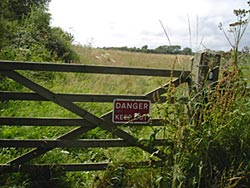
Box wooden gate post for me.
[191,50,221,91]
[189,50,221,126]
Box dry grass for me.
[67,46,192,96]
[72,46,191,70]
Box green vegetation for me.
[1,48,250,187]
[0,0,79,62]
[0,1,250,188]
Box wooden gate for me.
[0,51,220,174]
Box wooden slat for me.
[0,91,166,102]
[1,70,167,164]
[0,161,163,173]
[145,76,189,100]
[0,60,190,77]
[0,117,163,126]
[0,139,170,148]
[4,126,96,166]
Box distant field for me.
[68,46,192,96]
[73,46,191,69]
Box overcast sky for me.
[49,0,250,51]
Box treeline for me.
[103,45,193,55]
[0,0,79,62]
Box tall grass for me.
[148,51,250,188]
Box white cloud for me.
[49,0,250,51]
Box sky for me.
[49,0,250,51]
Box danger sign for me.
[112,99,151,124]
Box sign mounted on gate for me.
[112,99,151,124]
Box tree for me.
[181,47,193,55]
[0,0,51,21]
[166,45,181,54]
[141,45,148,52]
[48,27,79,63]
[154,45,168,54]
[0,0,78,62]
[154,45,182,54]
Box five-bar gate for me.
[0,50,220,174]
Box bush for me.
[0,1,79,63]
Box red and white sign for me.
[112,99,151,124]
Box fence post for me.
[189,50,221,126]
[190,50,221,92]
